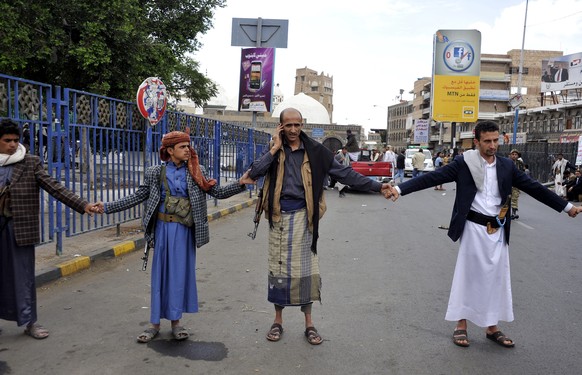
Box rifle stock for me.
[248,186,264,240]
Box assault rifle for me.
[248,184,264,240]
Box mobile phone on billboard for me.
[249,61,262,90]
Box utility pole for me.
[513,0,529,144]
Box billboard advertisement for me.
[238,47,275,112]
[541,51,582,93]
[431,30,481,123]
[414,119,429,144]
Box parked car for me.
[404,149,434,176]
[351,150,393,182]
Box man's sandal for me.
[137,328,159,343]
[452,329,470,347]
[304,326,323,345]
[172,326,189,341]
[266,323,283,342]
[486,331,514,348]
[24,324,49,340]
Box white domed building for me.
[272,93,331,124]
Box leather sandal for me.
[452,329,469,347]
[266,323,283,342]
[486,330,514,348]
[304,326,322,345]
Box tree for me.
[0,0,224,104]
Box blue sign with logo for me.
[312,128,324,138]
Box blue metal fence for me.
[0,73,270,254]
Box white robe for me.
[445,156,514,327]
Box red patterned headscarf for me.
[159,130,216,192]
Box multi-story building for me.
[387,100,413,150]
[407,49,581,150]
[294,67,333,122]
[408,77,432,146]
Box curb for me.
[35,198,257,286]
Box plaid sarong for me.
[267,208,321,305]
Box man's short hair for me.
[0,119,21,139]
[474,121,500,141]
[346,129,352,134]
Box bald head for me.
[279,108,303,124]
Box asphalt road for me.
[1,183,581,375]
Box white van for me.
[404,149,434,176]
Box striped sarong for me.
[267,208,321,305]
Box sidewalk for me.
[34,192,258,286]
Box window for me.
[510,67,529,74]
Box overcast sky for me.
[195,0,582,132]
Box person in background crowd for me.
[411,148,426,178]
[566,169,582,202]
[551,153,576,198]
[455,148,465,161]
[434,151,445,191]
[394,149,405,184]
[345,129,360,162]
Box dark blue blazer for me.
[398,154,567,244]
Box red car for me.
[350,150,393,182]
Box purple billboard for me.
[238,47,275,112]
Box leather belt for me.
[467,210,501,229]
[157,212,180,222]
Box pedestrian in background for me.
[248,108,391,345]
[98,130,254,343]
[0,119,100,340]
[551,153,576,198]
[394,149,405,184]
[330,146,350,197]
[345,129,360,161]
[411,148,425,178]
[383,120,581,349]
[434,151,445,191]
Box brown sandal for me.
[452,329,469,347]
[304,326,322,345]
[266,323,283,342]
[486,330,514,348]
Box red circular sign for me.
[136,77,167,125]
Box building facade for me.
[294,67,334,122]
[387,100,413,150]
[407,49,582,151]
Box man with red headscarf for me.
[100,130,254,343]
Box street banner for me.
[136,77,167,126]
[238,47,275,112]
[432,30,481,123]
[541,51,582,93]
[414,119,429,144]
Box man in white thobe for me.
[382,121,581,348]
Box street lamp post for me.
[513,0,529,144]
